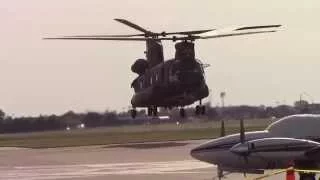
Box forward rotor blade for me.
[59,29,214,38]
[63,29,216,38]
[43,37,149,41]
[61,33,146,38]
[235,25,281,31]
[240,119,245,143]
[114,18,151,34]
[199,30,278,39]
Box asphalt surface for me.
[0,140,299,180]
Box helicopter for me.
[45,19,281,118]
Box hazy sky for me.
[1,0,320,116]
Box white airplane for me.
[191,114,320,180]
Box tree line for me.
[0,100,316,134]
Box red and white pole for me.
[286,168,295,180]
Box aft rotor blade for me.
[199,30,278,39]
[114,18,151,34]
[156,30,278,41]
[164,29,215,36]
[235,25,281,31]
[43,37,149,41]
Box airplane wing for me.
[231,138,320,154]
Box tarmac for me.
[0,140,293,180]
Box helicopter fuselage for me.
[131,58,209,108]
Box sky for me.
[1,0,320,116]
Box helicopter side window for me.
[155,72,159,82]
[169,66,174,76]
[169,64,179,82]
[161,67,165,83]
[137,76,146,90]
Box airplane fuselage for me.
[191,115,320,172]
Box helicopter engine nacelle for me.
[175,41,195,61]
[131,59,148,75]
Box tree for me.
[0,109,5,121]
[294,100,309,108]
[82,112,103,127]
[294,100,309,114]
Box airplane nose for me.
[190,144,211,162]
[190,147,202,160]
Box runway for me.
[0,140,288,180]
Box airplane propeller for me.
[220,120,225,137]
[240,118,245,144]
[232,118,249,177]
[217,120,226,180]
[240,119,248,177]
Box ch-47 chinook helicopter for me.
[45,19,281,118]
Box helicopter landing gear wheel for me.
[130,109,137,119]
[180,108,186,118]
[147,107,152,116]
[152,106,158,117]
[195,105,205,115]
[147,106,157,117]
[195,105,201,115]
[200,105,206,115]
[195,99,205,116]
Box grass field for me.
[0,118,274,148]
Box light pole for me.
[220,92,226,118]
[220,92,226,108]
